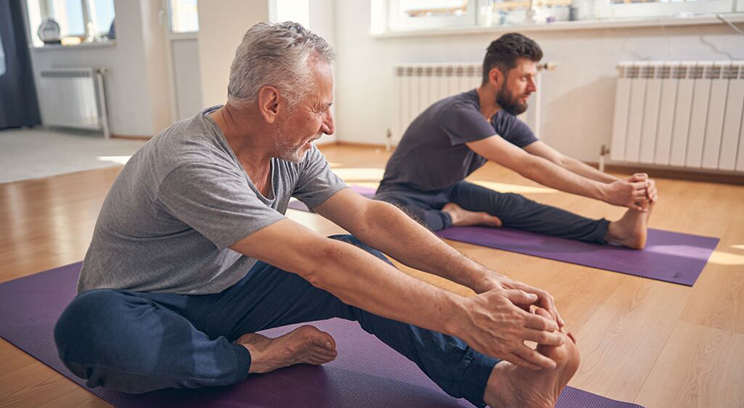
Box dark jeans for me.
[54,235,498,407]
[375,181,610,244]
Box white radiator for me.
[610,61,744,173]
[393,63,483,143]
[37,68,110,138]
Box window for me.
[374,0,741,32]
[388,0,477,31]
[25,0,116,47]
[487,0,574,25]
[168,0,199,34]
[593,0,735,19]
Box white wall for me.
[333,0,744,161]
[196,0,270,108]
[309,0,337,144]
[28,0,172,137]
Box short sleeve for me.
[492,112,538,148]
[438,102,497,146]
[293,145,348,208]
[157,160,285,251]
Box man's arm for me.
[524,141,658,203]
[467,136,650,211]
[312,189,563,325]
[231,217,563,370]
[524,141,618,183]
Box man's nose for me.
[322,111,335,135]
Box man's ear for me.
[488,67,504,87]
[257,86,282,124]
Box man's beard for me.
[496,83,529,116]
[273,127,312,163]
[274,134,307,163]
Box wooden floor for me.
[1,144,743,408]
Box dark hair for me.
[482,33,542,84]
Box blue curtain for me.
[0,0,41,129]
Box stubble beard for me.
[273,127,311,163]
[496,83,529,116]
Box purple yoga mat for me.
[288,185,718,286]
[0,263,644,408]
[437,226,717,286]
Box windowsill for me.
[31,40,117,51]
[371,13,744,38]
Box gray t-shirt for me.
[379,89,538,192]
[77,106,347,295]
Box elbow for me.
[556,155,571,168]
[301,240,342,289]
[356,200,397,240]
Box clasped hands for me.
[460,273,567,371]
[604,173,658,211]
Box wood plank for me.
[634,322,744,408]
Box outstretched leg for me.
[209,234,499,406]
[449,181,609,244]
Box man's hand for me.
[601,179,650,211]
[456,288,564,370]
[625,173,658,204]
[472,273,564,328]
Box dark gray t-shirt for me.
[77,106,347,295]
[379,89,537,192]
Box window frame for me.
[26,0,115,47]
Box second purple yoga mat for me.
[437,226,717,286]
[288,185,717,286]
[0,263,645,408]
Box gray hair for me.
[227,21,335,109]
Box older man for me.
[375,33,656,249]
[55,23,578,408]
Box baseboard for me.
[587,162,744,185]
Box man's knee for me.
[327,234,393,266]
[55,290,142,373]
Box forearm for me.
[312,238,464,336]
[561,157,618,183]
[353,201,498,292]
[520,156,607,201]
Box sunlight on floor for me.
[332,167,385,181]
[470,180,557,194]
[97,156,131,165]
[731,244,744,250]
[709,250,744,266]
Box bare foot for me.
[236,325,337,374]
[442,203,502,228]
[483,312,580,407]
[605,202,654,249]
